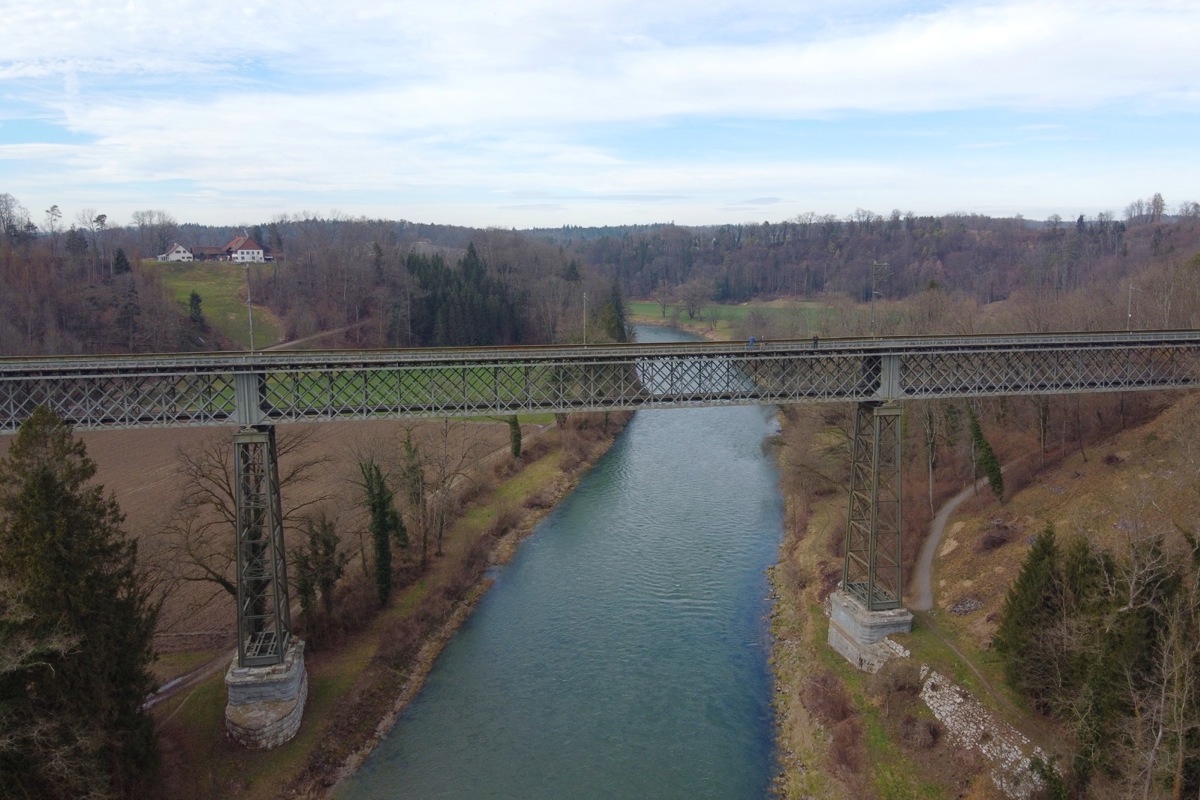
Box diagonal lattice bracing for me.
[233,427,292,668]
[2,332,1200,432]
[899,342,1199,399]
[842,402,903,611]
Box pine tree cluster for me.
[994,525,1200,795]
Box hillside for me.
[157,261,281,350]
[933,390,1200,654]
[769,385,1200,799]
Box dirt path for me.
[264,321,370,351]
[910,459,1023,611]
[910,477,988,611]
[907,462,1055,750]
[143,650,232,715]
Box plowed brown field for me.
[1,419,516,653]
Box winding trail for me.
[906,462,1053,749]
[910,476,990,611]
[911,459,1024,611]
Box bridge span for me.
[2,330,1198,431]
[3,330,1198,745]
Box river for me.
[339,326,784,799]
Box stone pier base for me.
[224,639,308,749]
[826,589,913,673]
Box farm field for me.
[0,417,521,647]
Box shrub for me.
[803,669,855,726]
[830,716,864,772]
[524,488,556,510]
[487,505,523,538]
[520,439,550,464]
[977,528,1013,552]
[374,618,423,667]
[899,714,941,749]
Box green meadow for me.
[627,299,828,339]
[155,261,281,350]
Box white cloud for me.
[2,1,1199,226]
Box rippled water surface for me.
[341,326,783,799]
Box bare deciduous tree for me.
[130,209,178,258]
[394,420,493,564]
[151,428,332,618]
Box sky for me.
[1,0,1198,231]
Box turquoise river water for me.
[339,326,785,798]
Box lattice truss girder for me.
[233,427,292,668]
[843,402,904,611]
[0,372,237,430]
[2,337,1199,432]
[0,354,913,427]
[901,345,1195,397]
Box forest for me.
[4,191,1200,355]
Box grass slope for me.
[155,261,281,349]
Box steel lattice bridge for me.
[3,330,1199,669]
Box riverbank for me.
[336,322,781,797]
[767,400,1030,797]
[149,413,632,799]
[313,412,634,798]
[766,406,1081,797]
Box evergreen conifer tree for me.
[598,280,629,343]
[111,246,131,275]
[360,460,404,605]
[0,407,159,798]
[968,406,1004,501]
[993,525,1061,707]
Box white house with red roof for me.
[225,234,265,263]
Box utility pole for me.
[244,264,255,352]
[1126,282,1144,331]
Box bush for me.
[777,558,808,595]
[524,488,556,510]
[418,592,453,626]
[456,472,494,506]
[487,505,523,538]
[493,455,521,479]
[977,527,1013,553]
[870,659,923,699]
[330,578,380,638]
[830,716,864,772]
[520,439,550,464]
[899,714,942,749]
[374,617,423,667]
[803,669,855,726]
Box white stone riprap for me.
[919,667,1048,799]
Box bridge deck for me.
[3,331,1198,431]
